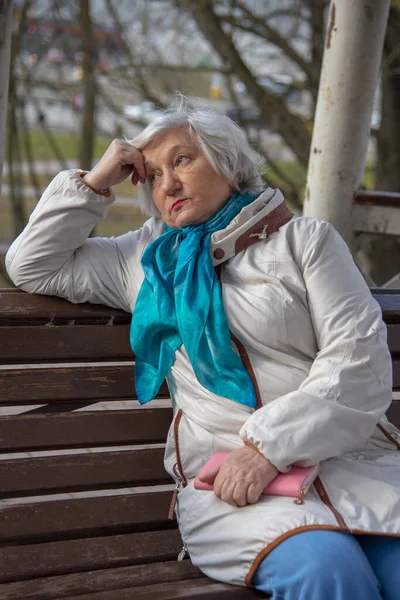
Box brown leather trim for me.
[314,476,348,530]
[168,488,179,520]
[215,264,263,409]
[231,332,263,409]
[245,525,400,587]
[244,441,263,455]
[245,525,341,587]
[235,202,293,255]
[173,409,188,488]
[76,171,112,197]
[215,263,223,283]
[343,529,400,538]
[378,423,400,450]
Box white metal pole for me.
[0,0,13,198]
[304,0,390,248]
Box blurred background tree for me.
[1,0,399,286]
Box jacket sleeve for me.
[6,170,153,312]
[239,221,393,471]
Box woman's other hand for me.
[83,139,147,190]
[199,446,279,507]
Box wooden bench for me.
[0,288,399,600]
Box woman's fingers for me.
[247,482,263,505]
[131,170,139,186]
[119,142,146,182]
[210,446,278,507]
[84,139,146,190]
[213,472,249,507]
[232,481,250,507]
[219,478,237,506]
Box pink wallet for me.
[194,452,320,504]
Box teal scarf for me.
[130,191,257,408]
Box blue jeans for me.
[252,530,400,599]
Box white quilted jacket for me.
[6,171,400,587]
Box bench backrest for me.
[0,289,189,597]
[0,288,399,597]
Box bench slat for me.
[387,324,400,354]
[62,579,264,600]
[0,448,168,496]
[0,529,183,583]
[387,400,400,427]
[0,366,169,404]
[371,292,400,321]
[0,561,203,600]
[0,409,172,451]
[1,289,399,322]
[0,290,130,323]
[0,325,132,362]
[4,323,397,363]
[0,490,174,542]
[392,359,400,389]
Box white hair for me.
[127,96,266,217]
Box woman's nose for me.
[162,169,182,196]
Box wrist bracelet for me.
[76,171,112,197]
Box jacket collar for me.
[210,187,290,266]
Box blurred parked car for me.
[257,75,300,102]
[226,106,261,124]
[123,101,163,123]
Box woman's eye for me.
[149,172,159,182]
[176,155,189,166]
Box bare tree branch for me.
[105,0,168,105]
[176,0,311,166]
[220,2,319,88]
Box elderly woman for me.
[6,99,400,600]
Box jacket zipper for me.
[173,408,188,487]
[171,409,190,561]
[314,476,348,530]
[168,409,187,521]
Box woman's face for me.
[142,127,232,228]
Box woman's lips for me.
[171,198,187,211]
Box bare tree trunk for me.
[304,0,389,250]
[376,7,400,192]
[7,81,26,236]
[79,0,96,171]
[0,0,13,197]
[0,0,13,284]
[20,101,43,200]
[5,0,34,236]
[367,6,400,285]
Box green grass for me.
[6,129,111,162]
